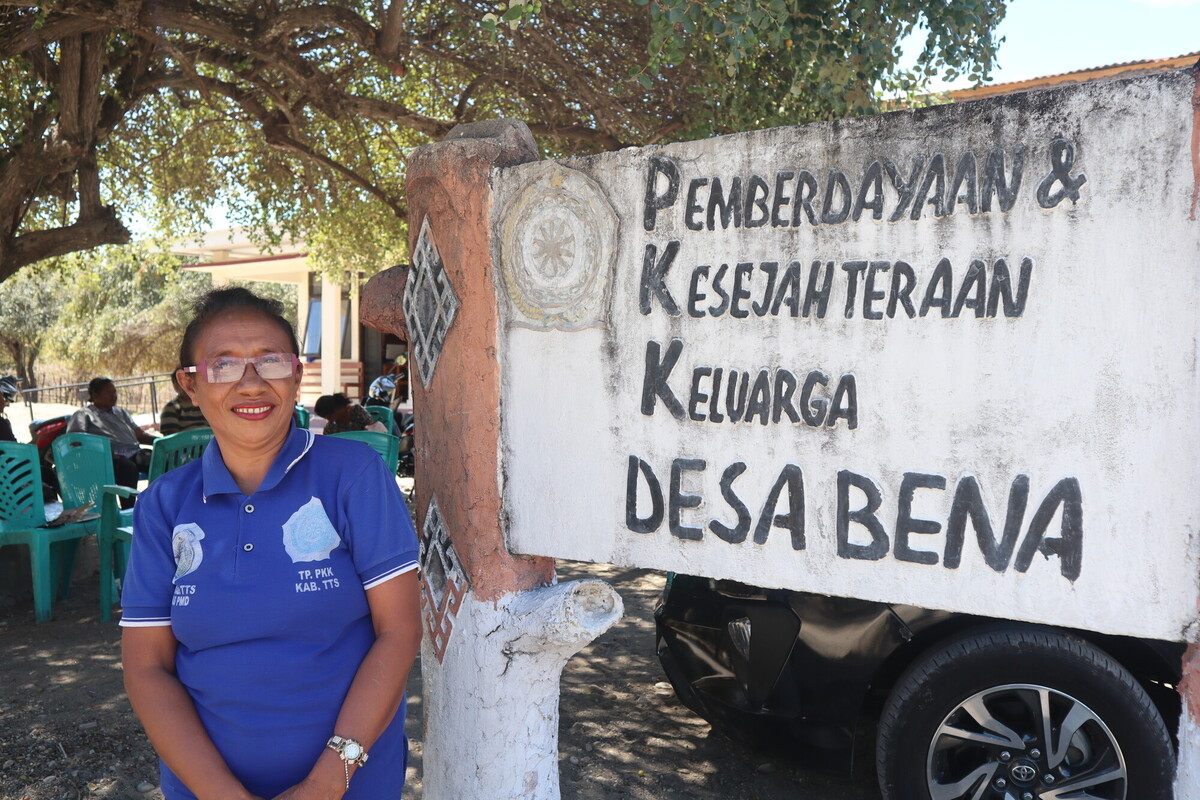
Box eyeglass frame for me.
[180,353,301,384]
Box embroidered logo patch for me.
[282,497,341,563]
[171,523,206,583]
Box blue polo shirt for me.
[120,427,419,799]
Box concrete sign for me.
[495,72,1200,642]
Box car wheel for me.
[876,627,1174,800]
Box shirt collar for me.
[201,425,315,499]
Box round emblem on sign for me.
[499,163,618,330]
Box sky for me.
[917,0,1200,89]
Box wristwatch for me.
[327,735,369,789]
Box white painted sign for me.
[494,72,1200,642]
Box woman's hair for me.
[88,377,114,399]
[179,287,300,367]
[314,393,351,419]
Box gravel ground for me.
[0,558,876,800]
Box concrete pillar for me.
[361,119,622,800]
[1177,644,1200,798]
[296,275,311,353]
[320,274,341,395]
[349,274,361,363]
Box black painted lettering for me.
[799,370,829,426]
[725,370,750,422]
[625,455,664,533]
[639,241,681,316]
[981,146,1024,213]
[852,160,885,221]
[752,262,778,317]
[887,260,917,318]
[987,257,1033,317]
[707,176,743,230]
[842,260,867,318]
[640,339,685,419]
[949,151,979,215]
[919,258,954,318]
[893,472,946,565]
[1014,477,1083,581]
[687,265,709,318]
[745,175,771,227]
[745,369,772,425]
[884,156,925,221]
[772,261,802,317]
[863,261,889,320]
[791,170,819,226]
[668,458,706,541]
[688,367,712,422]
[943,474,1028,571]
[770,171,795,227]
[772,369,801,424]
[709,462,751,544]
[837,470,889,560]
[753,464,805,550]
[951,259,987,318]
[708,367,725,423]
[804,261,834,318]
[730,262,754,319]
[684,178,708,231]
[828,374,858,429]
[821,168,852,224]
[1036,139,1087,209]
[910,152,947,219]
[708,264,731,317]
[644,155,681,231]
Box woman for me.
[120,287,421,799]
[314,393,387,436]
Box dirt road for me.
[0,559,877,799]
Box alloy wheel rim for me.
[925,683,1127,800]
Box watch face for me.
[344,742,362,760]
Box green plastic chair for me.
[294,405,311,429]
[0,442,97,622]
[364,405,396,435]
[53,433,136,621]
[98,485,137,622]
[329,431,400,474]
[148,427,213,482]
[54,433,117,514]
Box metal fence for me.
[18,372,176,423]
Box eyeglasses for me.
[181,353,300,384]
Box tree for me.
[0,0,1006,285]
[0,259,67,387]
[44,244,295,379]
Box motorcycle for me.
[365,373,415,476]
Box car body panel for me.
[655,574,1185,768]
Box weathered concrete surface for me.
[384,119,624,800]
[403,119,554,599]
[1179,643,1200,798]
[495,71,1200,644]
[422,579,622,800]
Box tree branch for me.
[2,206,130,281]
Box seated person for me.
[159,373,208,435]
[67,377,156,506]
[315,393,387,435]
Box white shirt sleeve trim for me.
[118,619,173,628]
[363,560,418,590]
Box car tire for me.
[876,627,1174,800]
